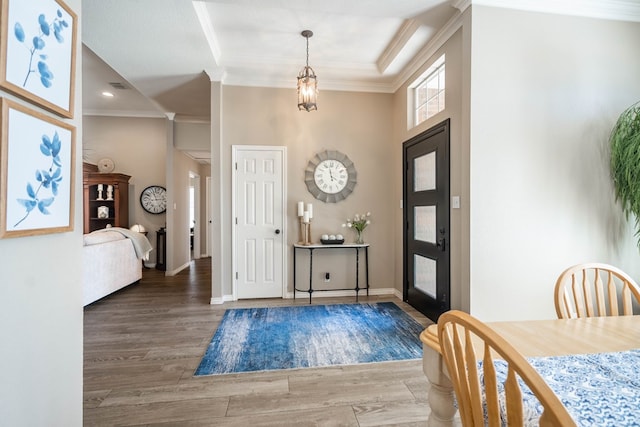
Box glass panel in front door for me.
[414,152,436,191]
[414,205,436,243]
[414,254,437,298]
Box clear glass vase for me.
[355,229,364,244]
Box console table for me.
[293,243,370,303]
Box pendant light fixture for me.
[297,30,318,112]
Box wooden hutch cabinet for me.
[83,163,131,233]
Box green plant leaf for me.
[610,100,640,248]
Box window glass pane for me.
[416,105,427,124]
[415,255,437,298]
[417,86,428,106]
[414,152,436,192]
[412,56,446,127]
[414,206,436,243]
[427,97,439,118]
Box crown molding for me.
[82,109,167,119]
[376,19,421,74]
[192,1,221,64]
[472,0,640,22]
[221,73,396,94]
[391,8,465,93]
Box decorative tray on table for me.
[320,239,344,245]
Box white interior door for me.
[234,146,286,299]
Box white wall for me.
[0,0,83,424]
[469,6,640,320]
[168,147,202,273]
[175,120,210,151]
[212,86,394,301]
[392,23,470,314]
[83,115,167,264]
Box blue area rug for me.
[194,302,425,376]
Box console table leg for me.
[365,246,369,297]
[308,249,314,304]
[355,248,360,302]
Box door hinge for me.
[235,162,238,170]
[235,272,238,280]
[235,217,238,225]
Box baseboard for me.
[210,294,235,305]
[165,262,190,276]
[211,288,402,305]
[285,287,400,300]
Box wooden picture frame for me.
[0,0,77,118]
[0,98,75,238]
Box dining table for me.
[420,315,640,426]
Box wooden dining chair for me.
[438,310,576,427]
[554,263,640,319]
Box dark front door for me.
[403,119,450,322]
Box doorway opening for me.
[189,171,201,261]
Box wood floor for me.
[84,257,435,426]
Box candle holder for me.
[302,222,313,246]
[298,217,305,244]
[296,201,313,245]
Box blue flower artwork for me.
[13,10,69,89]
[1,0,77,118]
[13,131,64,228]
[1,99,75,238]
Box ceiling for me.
[81,0,640,131]
[81,0,460,121]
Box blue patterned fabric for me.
[194,302,424,376]
[491,349,640,426]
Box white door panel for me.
[234,147,285,299]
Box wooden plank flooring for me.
[84,257,435,426]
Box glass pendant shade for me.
[297,30,317,112]
[297,65,317,112]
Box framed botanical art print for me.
[0,0,77,118]
[0,98,75,238]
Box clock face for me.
[314,160,348,194]
[140,185,167,214]
[305,150,357,203]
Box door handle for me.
[436,237,446,251]
[275,229,281,234]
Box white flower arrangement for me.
[342,212,371,243]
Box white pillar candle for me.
[297,201,304,217]
[303,211,310,223]
[307,203,313,219]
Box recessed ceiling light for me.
[101,91,114,97]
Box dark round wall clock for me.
[140,185,167,214]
